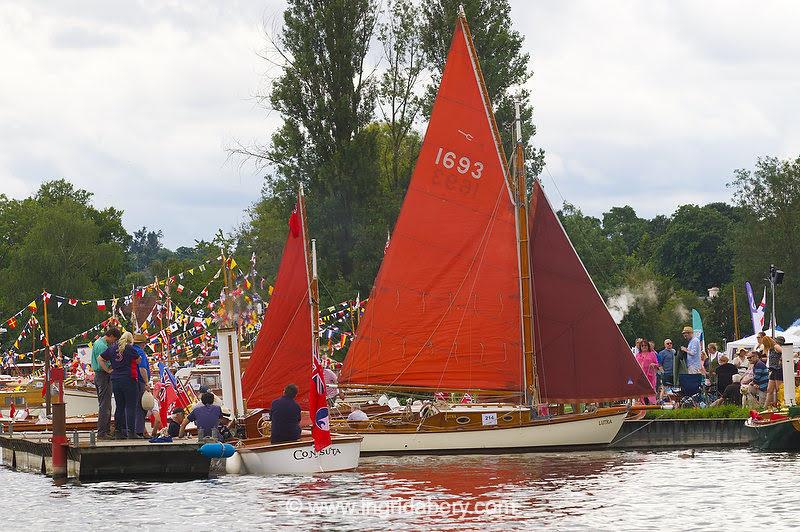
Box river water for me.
[2,448,797,530]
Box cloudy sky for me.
[1,1,798,248]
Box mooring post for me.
[51,401,68,481]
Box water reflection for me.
[3,449,798,531]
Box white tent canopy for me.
[726,326,800,357]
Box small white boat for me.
[236,435,363,474]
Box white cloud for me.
[1,0,798,250]
[516,0,800,216]
[0,0,285,248]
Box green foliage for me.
[0,181,129,345]
[652,204,733,293]
[643,405,750,419]
[728,155,800,324]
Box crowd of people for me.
[90,326,233,441]
[633,327,794,409]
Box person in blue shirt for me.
[748,351,770,407]
[99,331,141,439]
[657,339,676,386]
[270,384,302,444]
[179,392,223,439]
[132,333,151,437]
[680,326,702,374]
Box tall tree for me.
[728,155,800,323]
[0,181,129,344]
[377,0,424,193]
[652,204,733,293]
[231,0,384,293]
[420,0,545,186]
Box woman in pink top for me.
[635,338,659,404]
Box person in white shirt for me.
[731,348,749,374]
[347,404,369,422]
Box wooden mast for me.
[300,187,321,364]
[459,8,538,405]
[513,102,539,407]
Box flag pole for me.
[43,291,52,416]
[732,285,740,340]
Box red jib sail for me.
[528,181,653,402]
[242,196,313,409]
[340,18,523,392]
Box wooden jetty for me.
[0,430,211,482]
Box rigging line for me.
[434,181,509,393]
[387,181,509,390]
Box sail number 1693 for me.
[434,147,483,179]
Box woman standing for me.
[99,330,141,439]
[762,336,783,407]
[635,338,659,404]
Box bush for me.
[643,405,749,419]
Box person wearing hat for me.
[680,326,702,374]
[731,347,749,374]
[132,332,152,437]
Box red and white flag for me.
[309,356,331,451]
[68,298,78,306]
[96,300,106,311]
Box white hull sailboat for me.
[334,9,653,453]
[237,435,363,474]
[235,189,362,474]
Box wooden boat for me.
[332,9,653,453]
[0,382,45,414]
[236,435,363,474]
[234,188,362,474]
[745,407,800,451]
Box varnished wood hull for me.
[332,407,627,454]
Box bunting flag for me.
[177,284,185,294]
[27,301,37,313]
[6,317,17,329]
[96,300,106,311]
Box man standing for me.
[270,384,301,444]
[657,339,676,387]
[132,333,151,437]
[680,326,702,374]
[91,327,119,439]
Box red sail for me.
[528,181,654,402]
[340,19,523,392]
[242,200,312,409]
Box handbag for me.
[141,390,156,411]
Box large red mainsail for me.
[340,18,523,392]
[527,181,653,402]
[242,197,313,409]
